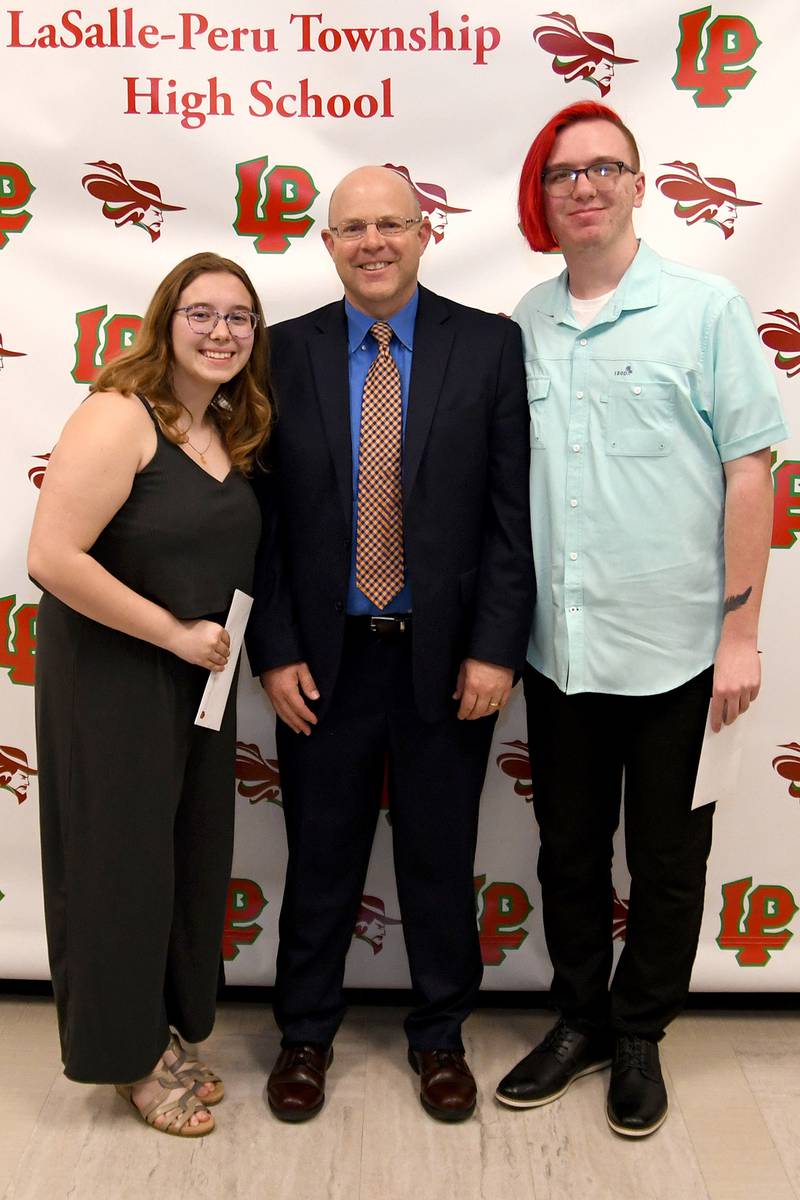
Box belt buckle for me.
[369,615,407,636]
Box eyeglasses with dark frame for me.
[174,305,259,339]
[541,161,637,197]
[327,216,423,240]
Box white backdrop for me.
[1,1,798,991]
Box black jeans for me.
[524,664,715,1041]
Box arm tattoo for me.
[723,585,752,617]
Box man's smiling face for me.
[322,166,431,319]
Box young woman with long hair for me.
[28,252,271,1136]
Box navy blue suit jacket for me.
[246,284,534,724]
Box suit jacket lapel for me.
[308,301,352,527]
[404,286,453,502]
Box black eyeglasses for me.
[174,305,259,339]
[541,161,637,196]
[327,216,423,240]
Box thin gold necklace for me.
[183,425,214,465]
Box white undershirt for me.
[569,287,616,330]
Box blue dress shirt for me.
[345,291,417,614]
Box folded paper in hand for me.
[194,589,253,731]
[691,703,746,809]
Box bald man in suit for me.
[248,166,533,1123]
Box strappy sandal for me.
[167,1033,225,1106]
[115,1067,215,1137]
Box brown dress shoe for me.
[408,1048,477,1121]
[267,1044,333,1122]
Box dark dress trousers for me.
[247,285,533,1050]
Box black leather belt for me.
[347,614,412,636]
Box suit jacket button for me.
[335,600,344,613]
[343,538,352,549]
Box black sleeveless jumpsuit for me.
[35,400,261,1083]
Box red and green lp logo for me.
[0,596,36,686]
[475,874,533,966]
[223,878,268,960]
[234,156,318,253]
[674,7,760,106]
[72,306,143,384]
[0,163,34,249]
[718,877,797,966]
[770,456,800,551]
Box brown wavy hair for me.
[91,251,272,472]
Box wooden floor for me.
[1,998,798,1200]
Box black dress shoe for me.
[408,1049,477,1122]
[495,1018,612,1108]
[267,1044,333,1122]
[606,1034,667,1137]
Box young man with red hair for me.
[496,102,787,1136]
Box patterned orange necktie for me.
[355,321,405,608]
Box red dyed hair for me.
[518,101,640,253]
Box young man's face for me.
[543,119,644,257]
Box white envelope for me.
[691,702,747,809]
[194,589,254,731]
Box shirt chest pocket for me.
[601,382,675,457]
[526,372,550,449]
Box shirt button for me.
[570,498,578,508]
[572,444,581,453]
[569,552,578,561]
[569,606,580,613]
[576,390,584,399]
[579,338,587,346]
[633,385,642,395]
